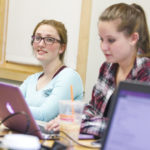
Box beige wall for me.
[1,0,150,102]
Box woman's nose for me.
[100,42,108,51]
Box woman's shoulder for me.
[134,57,150,81]
[54,67,83,85]
[51,66,83,92]
[137,57,150,67]
[58,67,81,77]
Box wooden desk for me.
[0,125,100,150]
[42,139,99,150]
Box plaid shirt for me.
[80,57,150,137]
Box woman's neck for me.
[36,59,63,91]
[116,54,136,85]
[43,60,63,77]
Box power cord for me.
[41,136,69,150]
[0,113,100,149]
[0,111,30,134]
[41,130,100,149]
[58,130,101,149]
[40,129,100,149]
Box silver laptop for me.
[0,82,58,140]
[101,80,150,150]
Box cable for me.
[41,135,70,150]
[0,111,30,134]
[41,130,100,149]
[58,130,100,149]
[0,113,100,149]
[0,135,4,137]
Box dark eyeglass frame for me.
[32,35,62,45]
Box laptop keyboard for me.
[38,125,59,140]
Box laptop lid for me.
[0,82,45,139]
[0,82,95,141]
[101,80,150,150]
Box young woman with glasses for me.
[19,20,83,122]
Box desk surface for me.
[0,125,100,150]
[42,139,100,150]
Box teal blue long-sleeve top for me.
[19,67,83,122]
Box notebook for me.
[101,80,150,150]
[0,82,95,140]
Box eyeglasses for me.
[32,35,61,45]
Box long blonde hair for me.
[99,3,150,57]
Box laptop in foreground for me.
[0,82,94,140]
[0,82,57,140]
[101,80,150,150]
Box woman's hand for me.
[45,116,60,132]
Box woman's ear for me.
[130,32,139,46]
[59,44,66,54]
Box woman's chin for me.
[35,58,44,63]
[36,56,45,61]
[105,59,116,63]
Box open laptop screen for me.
[102,81,150,150]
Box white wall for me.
[5,0,82,69]
[84,0,150,102]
